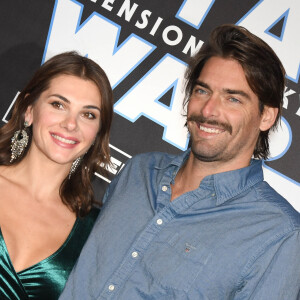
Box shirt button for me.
[211,193,215,197]
[108,284,115,291]
[156,218,163,225]
[162,185,168,192]
[132,251,138,258]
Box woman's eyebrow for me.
[49,94,101,111]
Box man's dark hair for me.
[184,24,286,159]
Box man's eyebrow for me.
[49,94,101,112]
[224,89,250,100]
[194,80,211,90]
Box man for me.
[60,25,300,299]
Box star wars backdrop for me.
[0,0,299,210]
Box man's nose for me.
[201,94,221,118]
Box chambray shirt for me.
[60,150,300,300]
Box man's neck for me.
[171,152,251,201]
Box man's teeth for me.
[199,125,222,134]
[52,134,77,144]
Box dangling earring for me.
[68,156,82,179]
[10,121,30,163]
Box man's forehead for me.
[197,58,250,88]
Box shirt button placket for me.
[131,251,139,258]
[108,284,115,291]
[156,218,163,225]
[162,185,168,192]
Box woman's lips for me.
[50,132,80,148]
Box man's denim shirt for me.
[60,150,300,300]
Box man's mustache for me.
[187,115,232,135]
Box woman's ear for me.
[259,106,278,131]
[24,94,33,125]
[25,105,33,125]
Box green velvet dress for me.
[0,207,99,300]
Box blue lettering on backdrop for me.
[237,0,300,84]
[43,0,155,88]
[114,54,189,150]
[265,9,290,41]
[176,0,215,29]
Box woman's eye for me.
[83,112,96,119]
[50,101,64,109]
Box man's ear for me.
[259,106,278,131]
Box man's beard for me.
[187,114,233,162]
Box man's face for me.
[187,56,275,168]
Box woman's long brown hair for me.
[0,51,113,217]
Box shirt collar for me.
[155,149,263,206]
[154,149,191,170]
[202,159,263,205]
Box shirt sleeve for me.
[234,230,300,300]
[101,157,133,205]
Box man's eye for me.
[229,97,241,103]
[194,88,207,95]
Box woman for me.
[0,52,113,299]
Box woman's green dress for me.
[0,207,99,299]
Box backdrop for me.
[0,0,299,210]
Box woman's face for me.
[25,74,102,166]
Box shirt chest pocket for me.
[141,232,210,292]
